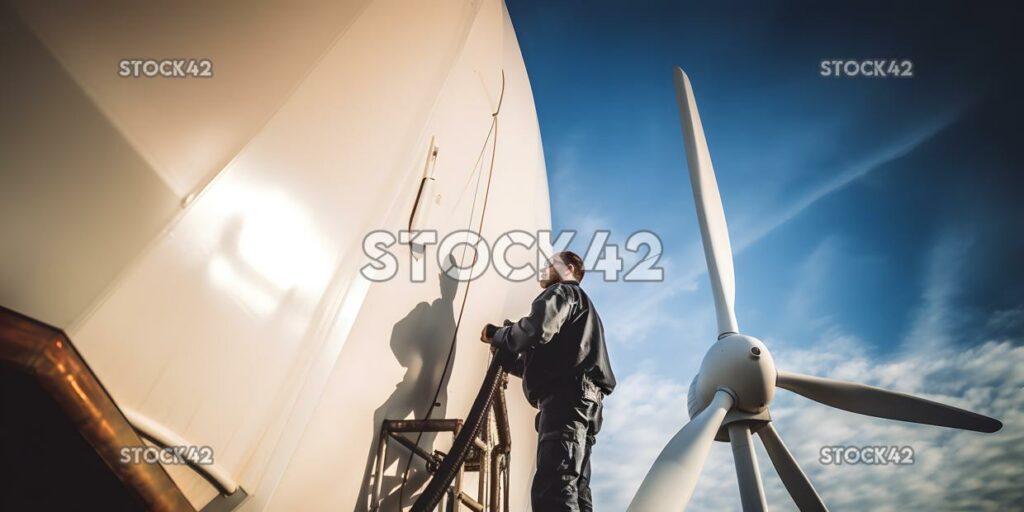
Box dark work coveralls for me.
[491,280,616,512]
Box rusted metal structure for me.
[0,306,195,511]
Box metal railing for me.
[370,368,512,512]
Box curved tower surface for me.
[1,0,549,509]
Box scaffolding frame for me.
[370,374,512,512]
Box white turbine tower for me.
[627,68,1003,512]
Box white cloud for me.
[902,225,975,351]
[590,363,693,509]
[783,235,843,328]
[593,335,1024,511]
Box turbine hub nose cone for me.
[691,334,776,416]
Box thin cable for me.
[396,70,506,508]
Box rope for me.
[395,69,506,509]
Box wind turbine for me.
[627,68,1004,512]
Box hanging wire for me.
[395,69,506,509]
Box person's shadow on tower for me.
[355,258,459,511]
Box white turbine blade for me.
[776,370,1003,433]
[673,67,738,337]
[728,423,767,512]
[757,423,828,512]
[628,390,735,512]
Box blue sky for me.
[507,1,1023,509]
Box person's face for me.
[539,256,571,289]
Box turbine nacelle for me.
[690,334,776,418]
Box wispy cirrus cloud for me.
[901,225,976,352]
[577,105,965,355]
[729,106,965,254]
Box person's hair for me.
[556,251,585,282]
